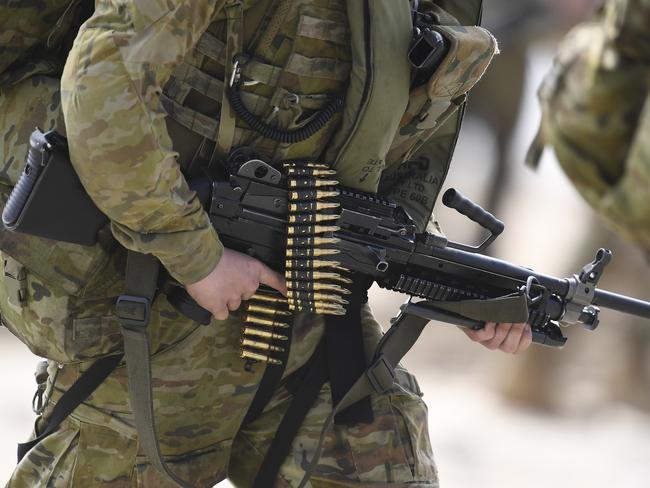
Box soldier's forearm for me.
[59,0,226,284]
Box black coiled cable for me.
[228,83,343,144]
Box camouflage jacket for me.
[535,0,650,253]
[61,0,495,286]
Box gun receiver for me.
[184,158,650,348]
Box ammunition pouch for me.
[386,24,497,167]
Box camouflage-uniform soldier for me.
[532,0,650,254]
[2,1,531,487]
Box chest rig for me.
[162,0,352,175]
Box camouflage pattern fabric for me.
[161,0,352,175]
[7,303,438,487]
[380,24,497,231]
[536,0,650,253]
[0,0,90,88]
[0,0,497,484]
[0,75,64,186]
[60,0,229,286]
[0,75,124,363]
[3,0,441,486]
[385,24,497,171]
[0,0,72,73]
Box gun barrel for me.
[430,245,571,295]
[593,289,650,319]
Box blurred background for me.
[2,0,650,486]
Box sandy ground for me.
[2,41,650,488]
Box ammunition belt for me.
[239,161,352,366]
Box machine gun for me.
[7,130,649,355]
[175,155,650,353]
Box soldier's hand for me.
[461,322,532,354]
[185,248,287,321]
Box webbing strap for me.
[16,354,123,463]
[195,31,283,87]
[161,94,221,141]
[323,277,373,425]
[195,32,228,65]
[215,0,243,159]
[427,293,529,324]
[251,343,328,488]
[254,0,293,60]
[171,63,226,102]
[117,252,194,488]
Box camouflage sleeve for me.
[536,0,650,252]
[61,0,226,285]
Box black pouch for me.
[2,129,108,246]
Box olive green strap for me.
[215,0,244,160]
[296,313,430,488]
[117,252,194,488]
[427,293,529,324]
[255,0,293,60]
[324,0,412,192]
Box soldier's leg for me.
[7,414,137,488]
[5,288,268,487]
[229,305,439,487]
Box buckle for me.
[116,295,151,330]
[366,355,396,395]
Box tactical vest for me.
[162,0,352,179]
[164,0,494,202]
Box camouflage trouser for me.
[5,297,438,488]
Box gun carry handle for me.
[442,188,504,237]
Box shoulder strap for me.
[16,353,122,463]
[116,251,195,488]
[295,311,431,488]
[324,0,413,193]
[251,342,328,488]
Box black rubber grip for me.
[3,131,48,228]
[442,188,504,236]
